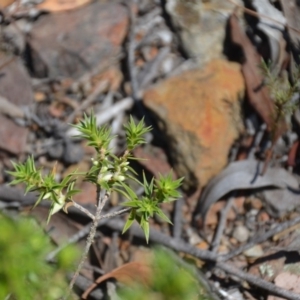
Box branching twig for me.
[46,207,130,262]
[67,188,109,297]
[71,201,95,221]
[99,207,130,219]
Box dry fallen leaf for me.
[37,0,91,12]
[251,0,287,67]
[195,159,299,223]
[229,13,287,139]
[81,261,152,299]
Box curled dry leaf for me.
[195,159,299,222]
[251,0,287,67]
[229,13,287,140]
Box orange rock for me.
[143,59,245,189]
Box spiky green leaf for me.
[122,210,136,234]
[155,208,172,224]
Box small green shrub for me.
[8,114,183,243]
[7,114,184,296]
[0,213,80,299]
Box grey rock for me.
[166,0,244,66]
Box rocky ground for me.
[1,0,300,299]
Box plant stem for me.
[66,187,109,298]
[46,207,130,262]
[99,207,130,219]
[71,201,95,221]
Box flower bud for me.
[91,158,99,166]
[114,174,125,182]
[98,172,113,183]
[120,161,129,167]
[100,166,108,173]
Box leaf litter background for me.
[2,0,300,299]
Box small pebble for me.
[232,225,250,243]
[243,245,264,258]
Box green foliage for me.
[155,172,183,202]
[124,116,152,150]
[118,248,214,300]
[259,59,300,119]
[0,213,80,300]
[7,115,183,243]
[72,112,113,153]
[7,158,80,223]
[119,172,183,243]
